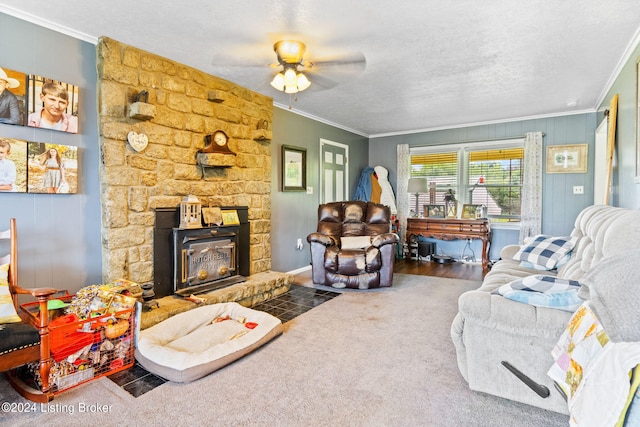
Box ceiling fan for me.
[211,33,366,103]
[268,39,366,95]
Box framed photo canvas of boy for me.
[27,76,79,134]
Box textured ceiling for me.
[3,1,640,137]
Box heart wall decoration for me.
[127,131,149,152]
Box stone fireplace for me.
[96,37,274,287]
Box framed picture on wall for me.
[27,75,79,134]
[27,142,78,194]
[546,144,588,173]
[282,144,306,192]
[0,137,27,193]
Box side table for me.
[406,217,491,269]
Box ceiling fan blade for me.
[211,51,273,69]
[307,73,341,90]
[302,52,366,90]
[303,51,366,71]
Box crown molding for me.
[2,6,98,44]
[277,100,598,140]
[595,25,640,109]
[273,102,368,137]
[368,108,596,139]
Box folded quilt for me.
[493,274,582,312]
[568,343,640,427]
[547,302,612,401]
[495,274,580,294]
[500,290,583,312]
[546,301,640,426]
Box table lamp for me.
[408,178,428,217]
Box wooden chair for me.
[0,218,57,402]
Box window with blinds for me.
[410,141,524,222]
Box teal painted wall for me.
[270,108,369,272]
[0,13,102,292]
[598,41,640,209]
[369,114,598,259]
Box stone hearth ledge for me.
[141,271,293,330]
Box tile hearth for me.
[108,284,340,397]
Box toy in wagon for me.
[21,280,139,393]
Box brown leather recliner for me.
[307,201,399,289]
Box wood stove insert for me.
[154,207,250,298]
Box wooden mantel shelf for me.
[196,152,236,168]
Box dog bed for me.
[135,302,282,383]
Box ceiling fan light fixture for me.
[296,72,311,91]
[271,40,316,95]
[273,40,306,64]
[270,72,285,91]
[284,84,298,94]
[283,68,297,86]
[272,67,311,94]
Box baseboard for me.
[287,265,311,275]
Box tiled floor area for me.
[108,284,340,397]
[251,284,339,322]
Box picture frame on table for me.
[424,204,445,218]
[461,204,480,219]
[546,144,588,173]
[221,209,240,225]
[282,144,306,192]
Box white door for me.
[320,139,349,203]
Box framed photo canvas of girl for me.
[27,142,78,194]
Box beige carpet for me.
[0,274,570,426]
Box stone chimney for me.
[96,37,273,284]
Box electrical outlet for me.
[573,186,584,195]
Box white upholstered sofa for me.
[451,205,640,414]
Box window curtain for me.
[396,144,411,246]
[519,131,543,243]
